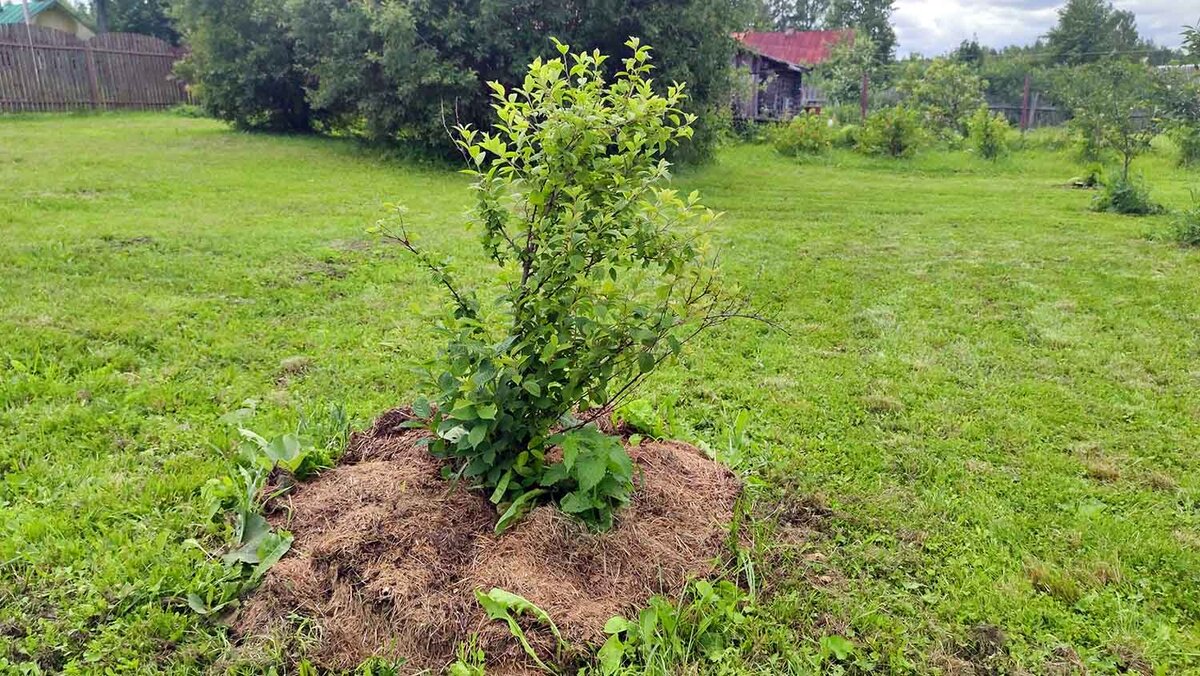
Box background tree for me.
[897,58,986,136]
[1058,60,1158,180]
[93,0,109,33]
[951,38,985,68]
[810,29,878,110]
[1152,66,1200,166]
[755,0,829,30]
[980,50,1048,105]
[1184,19,1200,65]
[824,0,896,66]
[1044,0,1142,65]
[284,0,473,146]
[106,0,178,43]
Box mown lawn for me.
[1,113,1198,674]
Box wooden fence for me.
[0,25,190,112]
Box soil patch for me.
[233,409,742,672]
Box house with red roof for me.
[732,29,853,120]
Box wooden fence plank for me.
[0,25,189,112]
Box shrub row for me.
[770,103,1012,160]
[174,0,743,161]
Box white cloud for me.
[892,0,1200,56]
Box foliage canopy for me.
[174,0,748,162]
[897,58,986,137]
[1058,60,1159,180]
[1044,0,1143,66]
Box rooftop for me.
[732,29,854,69]
[0,1,92,27]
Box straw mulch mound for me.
[232,408,743,673]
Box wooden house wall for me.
[732,51,810,121]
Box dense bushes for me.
[858,106,924,157]
[174,0,745,160]
[173,0,310,133]
[967,106,1010,160]
[284,0,468,145]
[770,113,831,156]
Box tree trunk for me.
[94,0,109,33]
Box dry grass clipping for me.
[232,409,742,672]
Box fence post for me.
[84,42,102,110]
[1019,74,1031,132]
[860,71,869,121]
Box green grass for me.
[1,113,1198,674]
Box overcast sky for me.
[893,0,1199,56]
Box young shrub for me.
[967,106,1011,160]
[1169,193,1200,247]
[383,40,746,532]
[858,106,925,158]
[770,112,832,157]
[1173,125,1200,168]
[1091,174,1163,216]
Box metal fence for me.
[0,25,190,112]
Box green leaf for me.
[250,531,293,582]
[412,396,431,418]
[598,633,625,674]
[263,433,307,471]
[639,606,659,640]
[476,403,498,420]
[223,513,271,565]
[490,470,512,504]
[539,462,568,486]
[821,635,855,661]
[186,592,213,615]
[467,424,487,448]
[494,489,546,534]
[575,453,607,492]
[603,616,631,634]
[522,380,541,397]
[559,491,591,514]
[473,587,565,670]
[638,351,655,373]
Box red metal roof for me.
[732,30,854,68]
